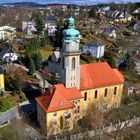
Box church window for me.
[95,90,98,99]
[84,92,87,101]
[53,112,57,116]
[72,57,76,70]
[114,87,117,96]
[104,88,108,97]
[60,116,63,129]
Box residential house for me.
[83,41,105,59]
[102,26,117,39]
[48,51,61,74]
[45,17,57,36]
[127,21,139,31]
[36,17,124,136]
[124,82,134,95]
[0,67,5,92]
[112,11,132,23]
[0,26,16,41]
[0,46,18,62]
[22,21,36,35]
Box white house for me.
[0,26,16,41]
[22,21,36,35]
[45,22,57,36]
[83,41,105,59]
[45,17,57,36]
[0,46,18,62]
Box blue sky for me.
[0,0,140,5]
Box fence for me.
[48,116,140,140]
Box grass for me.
[38,47,52,60]
[122,70,140,85]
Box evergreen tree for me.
[35,16,45,35]
[34,52,43,70]
[55,18,66,47]
[40,37,47,47]
[88,7,97,18]
[103,50,116,68]
[31,38,41,49]
[119,52,135,71]
[29,58,35,75]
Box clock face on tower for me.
[70,41,76,46]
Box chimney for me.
[48,85,56,94]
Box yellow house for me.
[0,67,5,92]
[36,17,124,136]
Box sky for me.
[0,0,140,5]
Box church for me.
[36,17,124,136]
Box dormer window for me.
[59,101,64,106]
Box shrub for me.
[0,98,11,112]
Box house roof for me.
[36,62,124,113]
[36,84,83,113]
[84,41,104,48]
[80,62,124,90]
[0,46,14,58]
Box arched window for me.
[114,87,117,95]
[104,88,108,97]
[60,116,63,130]
[84,92,87,101]
[72,57,76,70]
[95,90,98,99]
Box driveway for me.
[14,63,50,88]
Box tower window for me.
[62,57,65,69]
[114,87,117,96]
[95,90,98,99]
[104,88,108,97]
[84,92,87,101]
[72,57,76,70]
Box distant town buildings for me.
[0,26,16,41]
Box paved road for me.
[0,100,36,127]
[135,62,140,75]
[0,106,20,126]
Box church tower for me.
[60,17,81,89]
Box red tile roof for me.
[36,84,83,113]
[36,62,124,113]
[80,62,124,90]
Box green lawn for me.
[38,48,52,60]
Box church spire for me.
[60,17,81,89]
